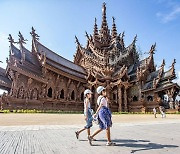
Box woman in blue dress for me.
[88,86,116,146]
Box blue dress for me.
[97,96,112,130]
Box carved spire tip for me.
[30,26,40,40]
[112,16,115,23]
[75,35,80,45]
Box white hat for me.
[84,89,92,96]
[96,86,106,94]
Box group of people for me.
[74,85,169,146]
[153,106,166,118]
[75,86,116,146]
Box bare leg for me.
[91,128,103,138]
[106,127,111,142]
[78,128,86,134]
[87,128,90,136]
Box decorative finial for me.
[149,42,156,54]
[122,31,125,38]
[93,18,99,39]
[111,17,117,39]
[161,59,165,68]
[85,31,90,39]
[100,2,109,37]
[8,34,17,44]
[102,2,106,13]
[133,34,137,44]
[75,35,80,46]
[172,59,176,68]
[30,27,40,40]
[112,16,115,24]
[18,31,28,44]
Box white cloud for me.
[157,7,180,23]
[156,0,180,23]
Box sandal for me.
[88,136,92,146]
[75,131,79,139]
[106,142,116,146]
[87,136,97,141]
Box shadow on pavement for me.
[112,139,178,153]
[89,138,179,153]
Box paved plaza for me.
[0,114,180,154]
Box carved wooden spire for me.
[149,42,156,55]
[93,18,99,39]
[8,34,17,44]
[30,27,39,54]
[85,31,90,40]
[100,2,110,43]
[101,2,108,31]
[171,59,176,74]
[17,31,28,47]
[120,31,125,48]
[18,31,27,62]
[161,59,165,68]
[30,27,40,41]
[75,35,81,48]
[111,17,117,39]
[132,34,137,45]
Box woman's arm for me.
[84,98,89,120]
[94,103,103,116]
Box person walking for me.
[75,89,96,141]
[88,86,116,146]
[153,107,157,118]
[159,106,166,118]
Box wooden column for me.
[118,85,122,112]
[124,87,128,112]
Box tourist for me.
[153,107,157,118]
[75,89,96,141]
[159,106,166,118]
[87,86,116,146]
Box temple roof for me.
[10,44,42,76]
[0,67,11,90]
[35,40,87,79]
[142,66,178,92]
[142,81,153,91]
[128,61,142,75]
[146,70,159,82]
[162,68,175,80]
[155,81,180,92]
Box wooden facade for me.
[0,3,179,112]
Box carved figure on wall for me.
[32,89,38,100]
[41,84,47,98]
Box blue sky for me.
[0,0,180,90]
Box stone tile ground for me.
[0,121,180,154]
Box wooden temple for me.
[0,3,179,112]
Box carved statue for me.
[41,84,47,98]
[32,89,38,100]
[174,101,179,109]
[18,87,24,99]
